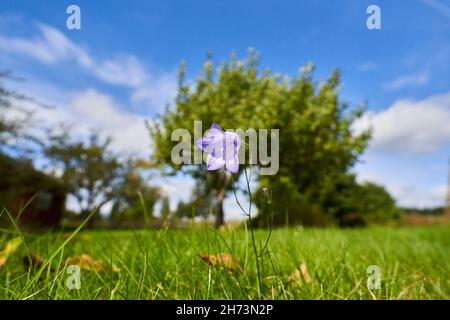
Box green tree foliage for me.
[350,182,401,225]
[263,174,400,227]
[174,201,191,219]
[253,62,376,226]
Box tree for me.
[0,72,34,154]
[254,66,371,226]
[350,182,400,225]
[0,72,69,229]
[44,131,124,223]
[151,50,372,227]
[0,152,66,228]
[110,161,160,226]
[174,201,190,219]
[150,50,283,227]
[174,184,213,220]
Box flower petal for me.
[225,156,239,173]
[224,132,240,149]
[196,137,213,151]
[206,153,225,171]
[199,124,242,173]
[211,123,225,135]
[197,133,225,152]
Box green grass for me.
[0,225,449,300]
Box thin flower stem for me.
[259,189,274,257]
[259,204,273,258]
[243,166,262,299]
[231,177,248,216]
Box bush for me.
[255,175,400,227]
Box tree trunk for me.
[210,168,229,228]
[215,197,225,228]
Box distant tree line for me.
[0,72,161,228]
[402,207,445,216]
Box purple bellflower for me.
[196,123,241,173]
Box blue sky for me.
[1,0,449,217]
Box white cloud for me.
[153,175,195,211]
[69,89,151,153]
[354,92,450,154]
[421,0,450,18]
[0,22,177,111]
[389,184,447,208]
[131,72,178,111]
[356,165,447,208]
[356,61,378,72]
[0,23,92,66]
[354,92,450,208]
[92,55,148,87]
[15,88,151,155]
[383,72,429,91]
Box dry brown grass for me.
[401,212,450,226]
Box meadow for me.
[1,223,449,300]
